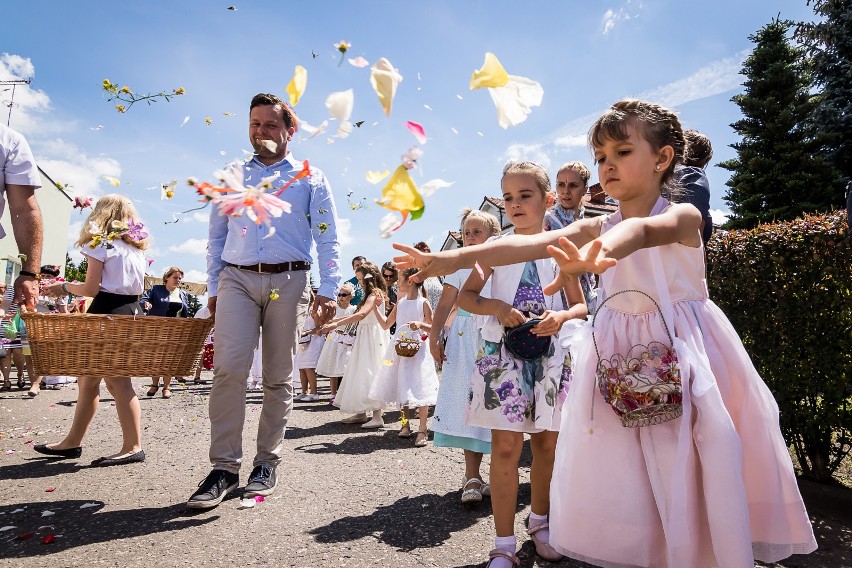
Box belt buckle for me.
[257,262,267,274]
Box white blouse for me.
[82,240,146,295]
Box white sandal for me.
[461,477,484,504]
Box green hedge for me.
[706,210,852,483]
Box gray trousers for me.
[208,266,309,473]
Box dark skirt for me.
[88,291,141,315]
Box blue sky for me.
[3,0,817,290]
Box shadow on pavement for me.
[0,457,84,480]
[309,489,500,552]
[0,500,219,559]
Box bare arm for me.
[429,283,457,363]
[320,293,379,331]
[457,266,526,328]
[407,300,433,333]
[7,185,43,308]
[393,217,602,282]
[374,302,397,330]
[45,255,104,298]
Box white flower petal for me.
[325,89,354,122]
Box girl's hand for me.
[532,310,566,337]
[375,295,385,308]
[44,282,65,298]
[407,321,421,331]
[392,243,458,282]
[543,237,617,296]
[496,302,526,328]
[316,324,333,335]
[429,333,446,364]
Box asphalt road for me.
[1,376,849,567]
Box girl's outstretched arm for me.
[317,294,380,333]
[393,217,602,282]
[542,204,702,295]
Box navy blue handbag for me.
[503,319,551,361]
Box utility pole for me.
[1,79,31,126]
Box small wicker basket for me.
[394,337,421,358]
[22,312,214,377]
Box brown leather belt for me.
[225,261,310,273]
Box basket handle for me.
[591,288,675,362]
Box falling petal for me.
[423,104,432,111]
[180,116,190,127]
[469,52,510,89]
[325,89,354,122]
[79,503,99,509]
[90,125,104,131]
[161,179,177,200]
[41,511,55,517]
[0,526,17,532]
[404,121,427,144]
[262,226,276,239]
[102,176,121,187]
[239,497,255,509]
[378,166,424,228]
[365,170,390,184]
[300,120,328,140]
[487,74,544,129]
[451,127,459,134]
[205,117,213,126]
[41,534,56,544]
[223,112,236,116]
[477,132,484,137]
[382,358,394,366]
[254,495,265,503]
[260,139,278,153]
[44,487,56,493]
[420,179,454,197]
[456,94,463,100]
[348,56,369,68]
[336,120,353,139]
[286,65,308,106]
[474,261,484,279]
[241,227,247,237]
[369,58,403,116]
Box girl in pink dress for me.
[392,100,817,568]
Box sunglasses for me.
[383,273,396,279]
[337,292,351,297]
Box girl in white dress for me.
[318,262,389,427]
[370,268,439,447]
[294,310,325,401]
[316,282,357,397]
[430,209,500,502]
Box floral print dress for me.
[465,260,572,433]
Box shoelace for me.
[252,465,272,481]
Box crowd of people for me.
[3,92,820,568]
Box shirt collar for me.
[247,152,300,171]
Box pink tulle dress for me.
[549,198,817,567]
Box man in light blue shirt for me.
[189,93,341,509]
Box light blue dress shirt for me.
[207,154,342,299]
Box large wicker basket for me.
[21,312,214,377]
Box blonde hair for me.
[460,208,500,238]
[162,266,184,284]
[501,161,551,196]
[76,194,149,250]
[339,282,355,294]
[556,161,591,186]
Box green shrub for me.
[706,210,852,484]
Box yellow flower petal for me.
[379,165,423,216]
[102,175,121,187]
[469,52,510,90]
[369,58,403,116]
[365,170,390,185]
[286,65,307,106]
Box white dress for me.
[332,298,389,413]
[316,305,356,377]
[294,316,325,370]
[549,198,816,567]
[432,269,491,450]
[369,296,440,407]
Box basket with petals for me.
[394,337,421,358]
[22,312,213,377]
[592,290,683,428]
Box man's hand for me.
[14,275,38,310]
[311,294,336,327]
[208,296,217,319]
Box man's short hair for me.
[351,255,366,268]
[250,93,297,130]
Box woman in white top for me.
[140,266,189,398]
[35,194,149,467]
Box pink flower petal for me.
[41,534,56,544]
[254,495,265,503]
[474,261,484,279]
[348,56,369,68]
[45,487,56,493]
[404,121,427,144]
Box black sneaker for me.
[243,464,276,497]
[186,469,239,509]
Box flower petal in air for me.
[365,170,390,185]
[419,179,454,197]
[404,121,427,144]
[370,58,403,116]
[300,120,328,140]
[469,52,510,90]
[260,139,278,153]
[377,165,425,232]
[286,65,307,106]
[325,89,353,122]
[102,176,121,187]
[487,74,544,129]
[379,213,400,239]
[348,56,369,68]
[336,120,353,139]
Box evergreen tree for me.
[796,0,852,185]
[720,18,842,229]
[185,293,202,317]
[64,253,87,282]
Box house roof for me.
[38,166,73,202]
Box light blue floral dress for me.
[465,260,572,433]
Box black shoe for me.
[90,450,145,467]
[33,444,82,459]
[243,464,277,497]
[187,469,239,509]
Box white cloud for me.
[0,53,56,134]
[638,49,748,108]
[709,209,730,226]
[37,139,122,198]
[183,269,208,283]
[336,217,354,246]
[502,143,552,170]
[601,2,642,35]
[552,133,587,150]
[191,211,209,223]
[168,238,208,255]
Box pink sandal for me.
[485,548,520,567]
[527,523,563,561]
